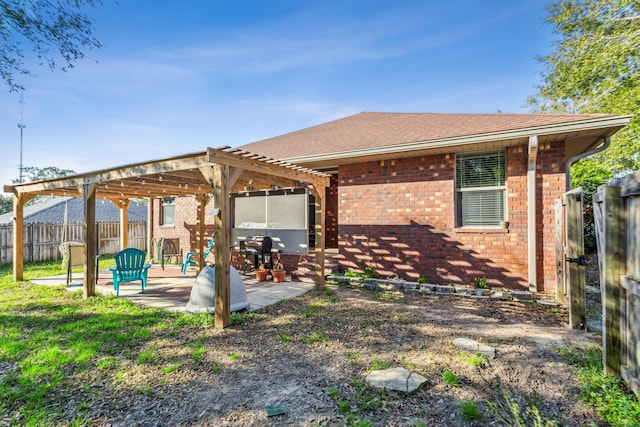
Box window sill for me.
[159,224,175,228]
[454,227,509,234]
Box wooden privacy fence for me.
[594,170,640,393]
[555,187,587,330]
[0,221,147,265]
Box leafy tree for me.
[5,166,77,210]
[0,195,12,215]
[571,158,614,252]
[12,166,76,184]
[1,0,102,92]
[529,0,640,175]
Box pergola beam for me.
[207,148,330,191]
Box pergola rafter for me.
[4,146,330,328]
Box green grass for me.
[367,355,389,371]
[138,349,159,364]
[279,333,291,342]
[561,346,640,426]
[458,351,486,367]
[348,419,373,427]
[190,343,207,361]
[337,401,351,413]
[161,363,180,374]
[0,259,197,424]
[442,370,460,386]
[230,311,256,325]
[327,386,341,398]
[302,330,329,344]
[302,304,322,317]
[348,352,361,361]
[460,400,482,421]
[487,377,557,427]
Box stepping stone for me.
[365,367,427,393]
[452,338,496,359]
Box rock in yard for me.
[365,367,427,393]
[452,338,496,359]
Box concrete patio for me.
[30,264,314,313]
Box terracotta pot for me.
[272,270,286,283]
[256,270,269,282]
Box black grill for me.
[245,235,273,253]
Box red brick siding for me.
[152,197,216,257]
[325,175,339,248]
[537,141,566,291]
[337,147,542,289]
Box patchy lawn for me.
[0,278,608,426]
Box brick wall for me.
[337,145,565,291]
[152,197,216,259]
[325,175,339,248]
[537,141,566,291]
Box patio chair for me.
[109,248,151,296]
[160,237,183,270]
[238,240,256,274]
[181,237,214,274]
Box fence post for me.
[597,185,622,376]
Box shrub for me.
[474,277,489,289]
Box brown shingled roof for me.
[241,111,616,160]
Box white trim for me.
[527,135,539,292]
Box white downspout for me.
[565,136,611,191]
[527,135,539,293]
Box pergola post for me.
[147,197,154,260]
[12,194,26,282]
[82,183,97,298]
[196,194,208,272]
[118,199,131,251]
[213,165,231,328]
[312,186,326,289]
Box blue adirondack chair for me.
[109,248,151,296]
[181,237,214,274]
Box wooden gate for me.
[594,171,640,390]
[555,187,587,330]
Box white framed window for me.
[455,150,506,227]
[160,197,175,226]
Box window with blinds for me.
[455,151,506,227]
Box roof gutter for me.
[565,136,611,191]
[283,115,631,166]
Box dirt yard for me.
[78,284,603,426]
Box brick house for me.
[154,112,630,292]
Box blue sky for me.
[0,0,553,193]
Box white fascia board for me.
[282,115,633,164]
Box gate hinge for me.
[566,255,588,266]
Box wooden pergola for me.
[3,147,330,328]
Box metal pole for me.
[18,92,26,183]
[17,124,25,184]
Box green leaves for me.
[530,0,640,175]
[1,0,102,92]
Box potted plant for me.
[256,263,269,282]
[271,254,286,283]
